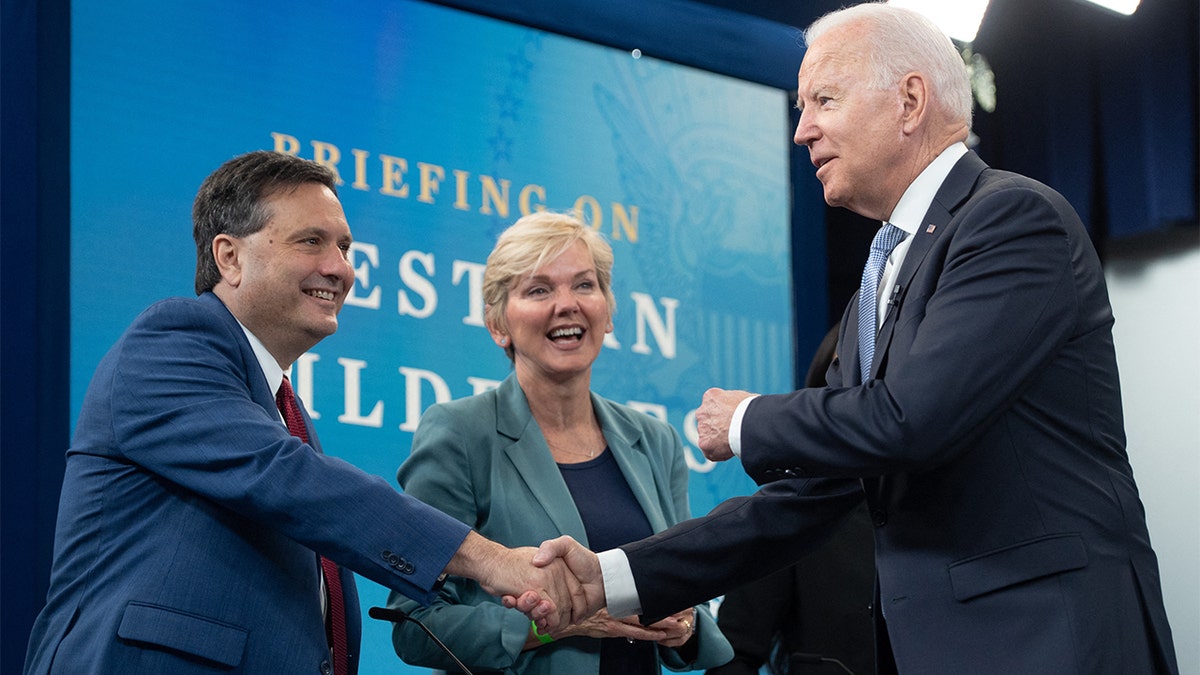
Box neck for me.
[519,371,594,432]
[516,371,605,463]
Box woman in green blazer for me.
[386,212,732,674]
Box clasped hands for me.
[497,536,694,644]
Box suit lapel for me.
[872,153,987,377]
[495,377,590,543]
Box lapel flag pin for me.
[926,224,937,234]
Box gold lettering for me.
[351,149,371,191]
[611,203,639,242]
[519,184,547,216]
[479,176,511,217]
[573,195,603,231]
[311,141,343,185]
[452,170,471,211]
[417,162,445,204]
[266,135,640,244]
[379,154,410,198]
[271,132,301,155]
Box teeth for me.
[307,290,335,301]
[549,327,583,339]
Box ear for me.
[484,313,509,348]
[899,71,929,135]
[212,234,244,288]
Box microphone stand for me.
[368,606,475,675]
[791,652,855,675]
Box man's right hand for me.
[448,532,589,632]
[502,535,607,621]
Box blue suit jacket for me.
[621,153,1179,674]
[388,374,732,674]
[24,292,471,674]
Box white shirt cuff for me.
[729,395,757,457]
[597,548,642,618]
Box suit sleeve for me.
[742,183,1082,479]
[624,476,864,622]
[105,298,469,603]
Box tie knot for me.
[871,222,906,257]
[275,376,295,409]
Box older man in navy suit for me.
[23,151,584,674]
[523,4,1179,673]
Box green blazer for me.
[388,373,732,674]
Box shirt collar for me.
[886,142,968,235]
[234,318,288,397]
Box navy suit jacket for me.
[388,374,732,674]
[621,152,1178,674]
[24,292,471,674]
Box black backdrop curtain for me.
[972,0,1197,241]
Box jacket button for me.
[320,659,333,675]
[871,509,888,527]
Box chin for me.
[307,319,339,339]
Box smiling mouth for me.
[548,326,584,342]
[305,289,337,302]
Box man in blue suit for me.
[524,4,1179,673]
[23,151,582,674]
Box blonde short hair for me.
[482,211,616,360]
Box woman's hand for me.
[526,608,667,649]
[646,607,696,649]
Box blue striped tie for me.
[858,223,905,383]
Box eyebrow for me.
[524,268,597,284]
[293,225,352,243]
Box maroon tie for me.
[276,376,349,675]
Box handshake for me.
[452,532,607,632]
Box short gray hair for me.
[805,2,973,128]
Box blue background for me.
[70,1,804,671]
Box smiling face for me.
[793,24,910,221]
[494,240,612,385]
[213,182,354,366]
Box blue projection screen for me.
[72,1,795,672]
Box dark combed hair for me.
[192,150,338,294]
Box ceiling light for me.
[1078,0,1141,15]
[888,0,990,43]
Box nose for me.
[552,286,581,314]
[793,108,817,147]
[320,244,354,287]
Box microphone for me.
[790,652,855,675]
[368,606,475,675]
[887,284,903,308]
